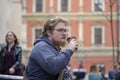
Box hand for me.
[67,38,78,52]
[9,67,15,74]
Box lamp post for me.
[116,0,120,63]
[110,0,115,68]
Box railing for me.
[0,74,23,80]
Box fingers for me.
[71,39,78,50]
[9,68,15,74]
[67,38,78,52]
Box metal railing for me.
[0,74,23,80]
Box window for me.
[35,29,42,39]
[92,25,105,46]
[36,0,43,12]
[58,0,70,12]
[94,28,102,44]
[32,0,45,12]
[92,0,104,12]
[61,0,68,12]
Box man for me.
[107,64,118,80]
[114,62,120,80]
[27,16,78,80]
[73,60,86,80]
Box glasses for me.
[53,28,68,33]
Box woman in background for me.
[0,31,22,78]
[88,64,104,80]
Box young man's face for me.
[50,22,68,47]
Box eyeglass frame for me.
[53,28,68,33]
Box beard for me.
[52,39,66,47]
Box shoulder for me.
[115,71,120,75]
[88,73,96,80]
[89,72,94,76]
[30,41,56,57]
[115,71,120,79]
[0,44,6,49]
[0,44,7,52]
[15,45,21,48]
[34,41,53,50]
[15,45,22,51]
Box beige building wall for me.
[0,0,11,44]
[11,0,27,49]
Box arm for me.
[12,46,22,69]
[9,46,22,74]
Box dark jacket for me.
[27,36,73,80]
[0,45,22,73]
[115,71,120,80]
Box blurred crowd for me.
[68,61,120,80]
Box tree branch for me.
[102,13,111,22]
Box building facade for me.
[22,0,120,74]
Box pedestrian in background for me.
[73,59,86,80]
[107,64,118,80]
[0,31,23,79]
[26,16,78,80]
[114,62,120,80]
[88,64,104,80]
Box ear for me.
[47,30,52,37]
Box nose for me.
[63,31,68,36]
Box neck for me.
[8,42,15,51]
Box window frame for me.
[91,25,105,46]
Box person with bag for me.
[26,16,78,80]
